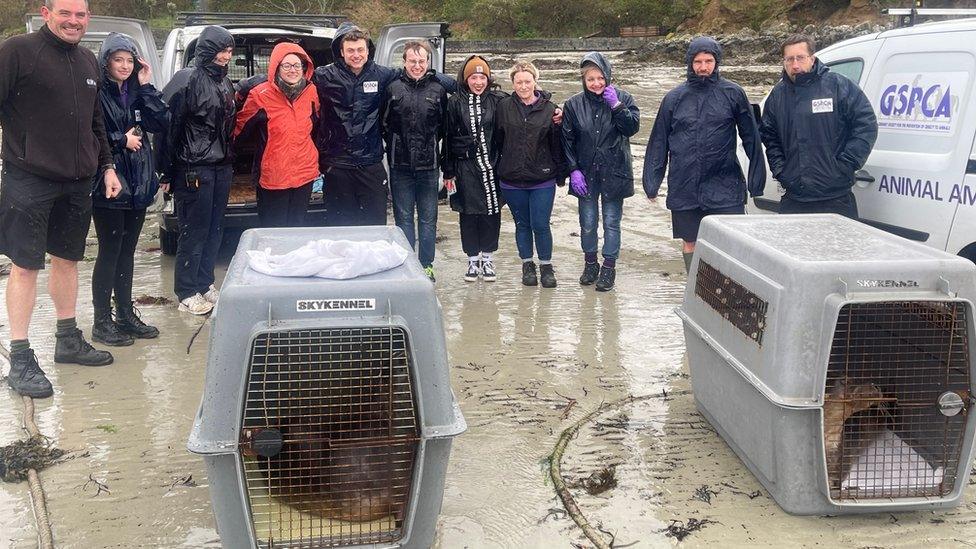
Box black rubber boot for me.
[6,349,54,398]
[54,328,114,366]
[522,261,538,286]
[595,266,616,292]
[539,263,557,288]
[92,308,134,347]
[115,301,160,339]
[579,262,600,285]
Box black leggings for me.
[92,207,146,311]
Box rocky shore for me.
[630,22,887,66]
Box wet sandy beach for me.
[2,54,975,548]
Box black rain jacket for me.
[644,37,765,210]
[313,23,396,170]
[158,26,236,177]
[383,68,449,171]
[759,58,877,202]
[494,90,568,186]
[561,52,640,201]
[92,33,168,210]
[442,55,506,215]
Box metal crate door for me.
[239,327,421,547]
[824,301,971,501]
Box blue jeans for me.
[501,185,555,261]
[578,186,624,260]
[390,168,439,267]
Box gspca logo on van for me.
[876,71,968,135]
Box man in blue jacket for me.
[314,23,397,227]
[644,36,766,273]
[760,34,877,219]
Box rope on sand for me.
[0,344,55,549]
[547,390,692,549]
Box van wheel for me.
[958,243,976,265]
[160,227,178,256]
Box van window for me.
[873,51,974,154]
[827,59,864,85]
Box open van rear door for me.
[26,15,162,88]
[374,23,451,74]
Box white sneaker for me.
[481,259,496,282]
[203,285,220,304]
[179,293,214,315]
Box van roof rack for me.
[882,7,976,27]
[176,12,347,29]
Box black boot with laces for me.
[539,263,557,288]
[115,301,160,339]
[595,265,616,292]
[579,261,600,285]
[6,349,54,398]
[55,328,114,366]
[522,261,538,286]
[92,308,134,347]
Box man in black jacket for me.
[0,0,122,398]
[158,26,236,316]
[314,23,397,227]
[645,37,765,272]
[382,40,449,281]
[760,34,877,219]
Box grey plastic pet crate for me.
[678,214,976,515]
[187,226,466,548]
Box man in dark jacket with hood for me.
[0,0,123,398]
[760,34,877,219]
[314,23,397,227]
[159,25,236,315]
[644,37,765,273]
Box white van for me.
[743,17,976,263]
[27,13,449,254]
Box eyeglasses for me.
[279,63,303,71]
[405,59,429,67]
[783,55,811,64]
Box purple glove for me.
[570,170,588,196]
[602,85,620,108]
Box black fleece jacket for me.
[0,25,113,181]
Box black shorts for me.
[0,163,92,269]
[671,205,744,242]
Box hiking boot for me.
[540,263,557,288]
[595,266,616,292]
[464,260,480,282]
[91,309,134,347]
[202,284,220,304]
[6,349,54,399]
[423,266,436,282]
[522,262,538,286]
[54,328,113,366]
[579,261,600,285]
[179,294,214,315]
[115,301,160,339]
[481,259,496,282]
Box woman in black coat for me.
[90,33,167,346]
[561,52,640,292]
[495,60,567,288]
[443,55,506,282]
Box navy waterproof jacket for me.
[759,58,877,202]
[643,37,765,210]
[313,23,396,170]
[93,33,168,210]
[561,52,640,201]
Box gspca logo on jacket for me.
[876,71,968,135]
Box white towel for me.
[246,239,410,279]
